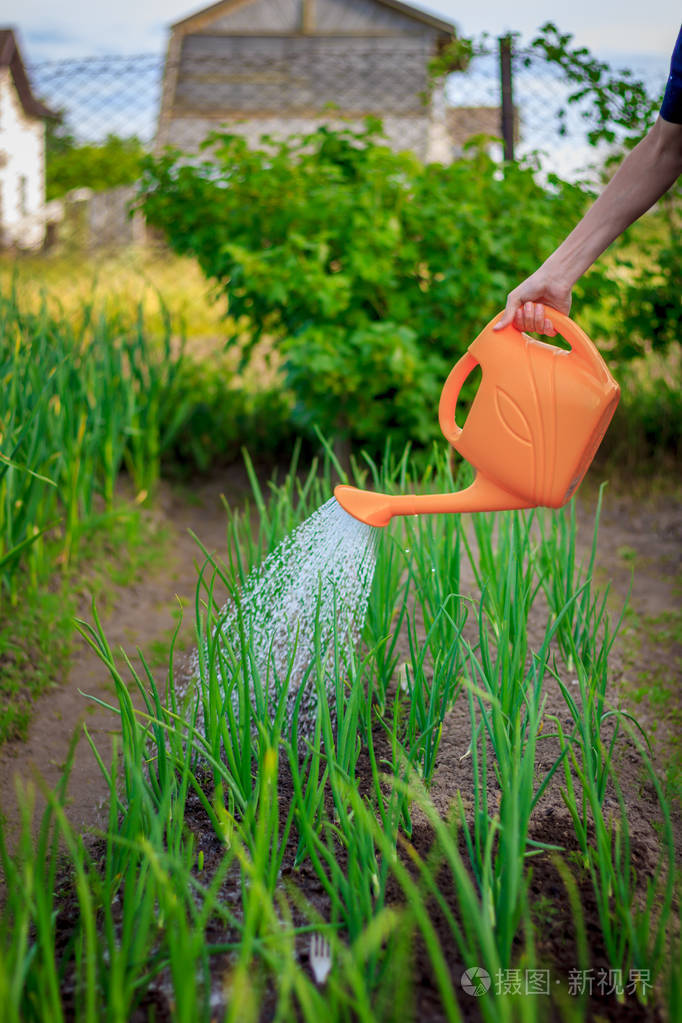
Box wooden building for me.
[156,0,466,161]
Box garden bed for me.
[2,454,679,1022]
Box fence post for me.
[499,34,515,161]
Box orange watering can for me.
[335,309,620,527]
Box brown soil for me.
[0,470,680,1021]
[407,480,682,1021]
[0,468,252,843]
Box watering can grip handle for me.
[535,308,606,371]
[438,351,479,447]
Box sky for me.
[7,0,681,65]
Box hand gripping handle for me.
[438,350,479,448]
[488,307,610,378]
[438,308,614,451]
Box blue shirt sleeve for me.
[660,25,682,123]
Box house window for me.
[19,175,28,216]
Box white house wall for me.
[0,68,46,249]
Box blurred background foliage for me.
[138,122,609,455]
[46,124,146,200]
[4,27,681,476]
[138,115,680,462]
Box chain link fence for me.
[1,38,669,322]
[28,44,669,165]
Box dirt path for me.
[0,469,253,845]
[0,473,679,851]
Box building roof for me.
[171,0,455,36]
[0,28,58,120]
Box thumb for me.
[493,297,519,332]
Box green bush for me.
[598,359,682,470]
[160,356,295,474]
[46,132,145,200]
[620,227,682,360]
[138,122,613,454]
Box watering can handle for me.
[501,307,609,373]
[531,304,601,362]
[438,308,611,450]
[438,350,479,447]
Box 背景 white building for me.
[0,28,57,249]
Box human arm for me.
[494,114,682,334]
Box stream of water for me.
[186,497,379,742]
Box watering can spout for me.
[335,474,531,528]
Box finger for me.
[493,298,520,331]
[543,317,557,336]
[534,304,546,333]
[523,302,536,332]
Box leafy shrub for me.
[599,353,682,469]
[47,131,145,199]
[138,122,612,453]
[160,355,296,475]
[619,226,682,360]
[529,22,659,148]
